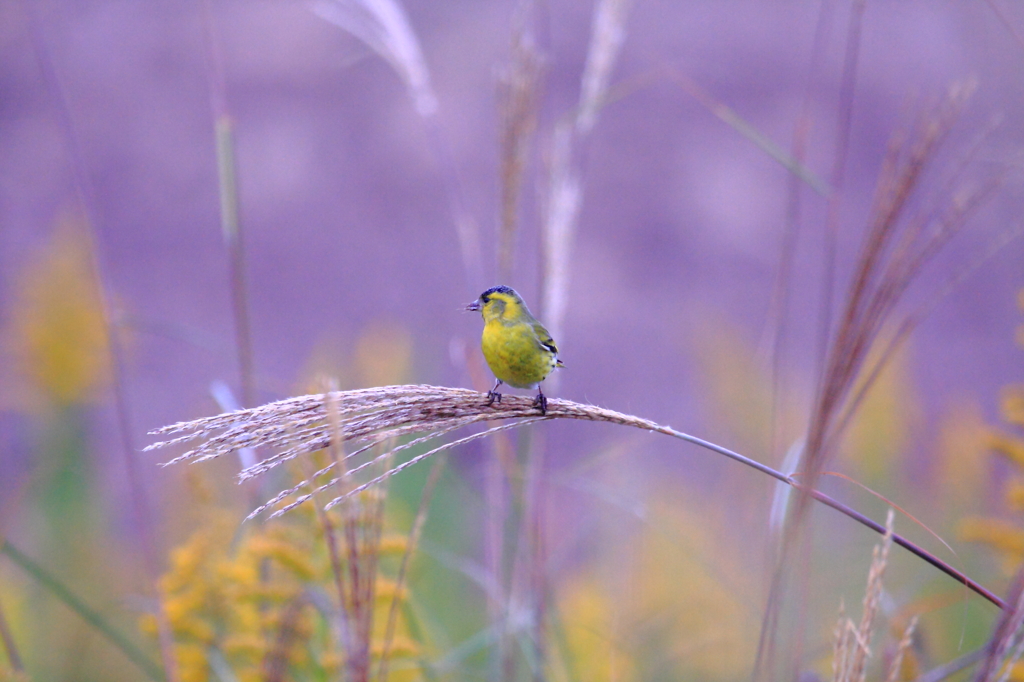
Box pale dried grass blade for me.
[577,0,632,135]
[833,509,894,682]
[996,633,1024,682]
[377,454,445,682]
[979,566,1024,682]
[244,427,454,521]
[313,0,438,116]
[886,616,919,682]
[497,4,544,282]
[832,601,848,682]
[321,418,546,512]
[541,122,583,344]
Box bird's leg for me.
[533,387,548,415]
[485,379,503,406]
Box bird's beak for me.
[465,300,481,312]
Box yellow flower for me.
[148,470,426,681]
[960,291,1024,575]
[7,217,109,407]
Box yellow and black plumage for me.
[466,285,564,414]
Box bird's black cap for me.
[480,285,516,300]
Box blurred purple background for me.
[1,0,1023,519]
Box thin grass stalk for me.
[776,88,978,597]
[757,6,835,667]
[365,463,389,674]
[199,0,267,537]
[996,634,1024,682]
[81,122,183,682]
[262,594,310,682]
[200,0,254,409]
[838,90,967,331]
[527,433,550,682]
[458,341,513,666]
[817,0,866,390]
[540,121,582,350]
[974,565,1024,682]
[541,0,632,344]
[313,0,436,116]
[804,82,977,488]
[210,381,269,510]
[485,427,512,654]
[767,0,834,467]
[851,510,894,679]
[21,5,178,677]
[325,381,352,485]
[318,495,359,669]
[916,648,988,682]
[502,428,548,680]
[984,0,1024,53]
[495,10,547,667]
[754,546,793,682]
[0,452,31,674]
[1,541,164,681]
[497,3,544,284]
[529,7,632,673]
[314,0,483,289]
[454,326,511,656]
[0,596,23,672]
[831,510,893,682]
[299,456,356,665]
[341,488,378,681]
[423,118,484,289]
[343,510,366,681]
[485,429,522,680]
[669,69,830,196]
[484,463,505,678]
[832,601,850,682]
[824,204,1014,458]
[147,384,1005,609]
[769,99,966,667]
[885,616,918,682]
[289,381,359,670]
[335,445,390,682]
[216,120,254,407]
[576,0,632,136]
[376,454,447,682]
[760,4,848,675]
[339,508,363,679]
[765,114,1003,671]
[762,99,994,670]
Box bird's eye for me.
[481,295,489,303]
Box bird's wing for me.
[531,320,559,355]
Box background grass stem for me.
[1,541,164,681]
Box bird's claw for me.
[533,392,548,415]
[485,391,502,406]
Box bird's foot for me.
[485,391,503,406]
[533,392,548,415]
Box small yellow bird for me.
[466,285,564,414]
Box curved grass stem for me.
[147,384,1005,610]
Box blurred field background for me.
[2,0,1024,680]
